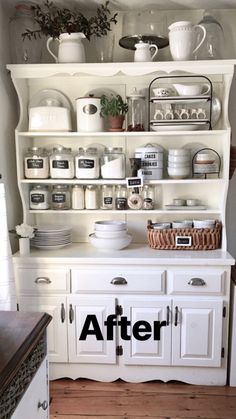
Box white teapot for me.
[134,41,158,62]
[47,32,86,63]
[168,21,206,61]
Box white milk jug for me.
[47,32,86,63]
[168,21,206,61]
[134,41,158,62]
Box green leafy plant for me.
[100,94,128,117]
[22,0,118,41]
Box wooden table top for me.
[0,311,51,394]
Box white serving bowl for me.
[168,166,190,179]
[195,153,215,164]
[186,199,198,206]
[169,149,190,157]
[95,229,128,239]
[94,220,127,231]
[168,162,190,168]
[173,198,186,206]
[89,233,132,250]
[193,219,216,229]
[173,83,209,96]
[168,154,190,164]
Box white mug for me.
[168,21,206,61]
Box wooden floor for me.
[50,379,236,419]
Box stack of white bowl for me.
[89,221,132,250]
[168,149,191,179]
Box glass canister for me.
[142,184,155,210]
[51,185,71,210]
[195,11,224,59]
[115,185,128,210]
[50,146,74,179]
[75,147,100,179]
[24,146,49,179]
[29,185,49,210]
[9,2,42,63]
[71,185,85,210]
[85,185,98,209]
[127,88,146,131]
[101,185,113,210]
[101,147,126,179]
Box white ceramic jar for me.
[72,185,85,210]
[76,95,103,132]
[135,144,163,180]
[85,185,98,209]
[168,21,206,61]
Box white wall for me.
[0,1,22,251]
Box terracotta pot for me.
[108,115,125,132]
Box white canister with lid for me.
[135,143,164,180]
[76,95,103,132]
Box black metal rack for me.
[148,74,213,131]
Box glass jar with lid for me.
[75,147,100,179]
[24,146,49,179]
[72,185,85,210]
[85,185,98,209]
[142,185,155,210]
[51,185,71,210]
[115,185,128,210]
[127,88,146,131]
[195,11,224,59]
[101,147,125,179]
[101,185,113,210]
[50,146,74,179]
[9,2,43,63]
[29,185,49,210]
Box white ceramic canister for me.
[135,143,164,180]
[76,95,103,132]
[72,185,85,210]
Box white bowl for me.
[186,199,198,206]
[168,154,190,163]
[94,229,128,239]
[168,162,190,168]
[169,149,190,157]
[172,220,193,228]
[173,83,209,96]
[173,199,186,206]
[195,153,215,164]
[89,233,132,250]
[94,220,127,231]
[168,166,190,179]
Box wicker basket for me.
[147,221,222,250]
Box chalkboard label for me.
[52,160,69,169]
[79,159,95,169]
[126,177,143,188]
[175,236,192,247]
[27,158,43,169]
[52,193,66,203]
[31,193,44,203]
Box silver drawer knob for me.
[188,277,206,286]
[110,277,127,285]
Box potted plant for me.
[21,0,118,63]
[100,94,128,131]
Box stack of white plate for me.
[89,221,132,250]
[31,225,72,249]
[168,149,191,179]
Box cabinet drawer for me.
[71,268,165,294]
[16,268,70,294]
[167,270,225,295]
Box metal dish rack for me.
[148,74,213,131]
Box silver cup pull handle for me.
[34,277,52,284]
[188,278,206,286]
[38,400,48,411]
[110,277,128,285]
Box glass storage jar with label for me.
[115,185,128,210]
[101,185,113,209]
[142,184,154,210]
[101,147,125,179]
[85,185,98,209]
[75,147,100,179]
[51,185,71,210]
[72,185,85,210]
[24,147,49,179]
[127,88,146,131]
[29,185,49,210]
[50,146,74,179]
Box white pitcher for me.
[47,32,86,63]
[134,41,158,62]
[168,21,206,61]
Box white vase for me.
[47,32,86,63]
[19,237,30,255]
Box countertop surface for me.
[0,311,51,395]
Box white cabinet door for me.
[67,295,117,364]
[172,299,223,367]
[11,358,49,419]
[18,296,68,363]
[123,297,172,365]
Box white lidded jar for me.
[135,143,163,180]
[75,147,100,179]
[101,147,126,179]
[24,146,49,179]
[50,145,74,179]
[76,95,103,132]
[29,185,49,210]
[85,185,98,209]
[72,185,85,210]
